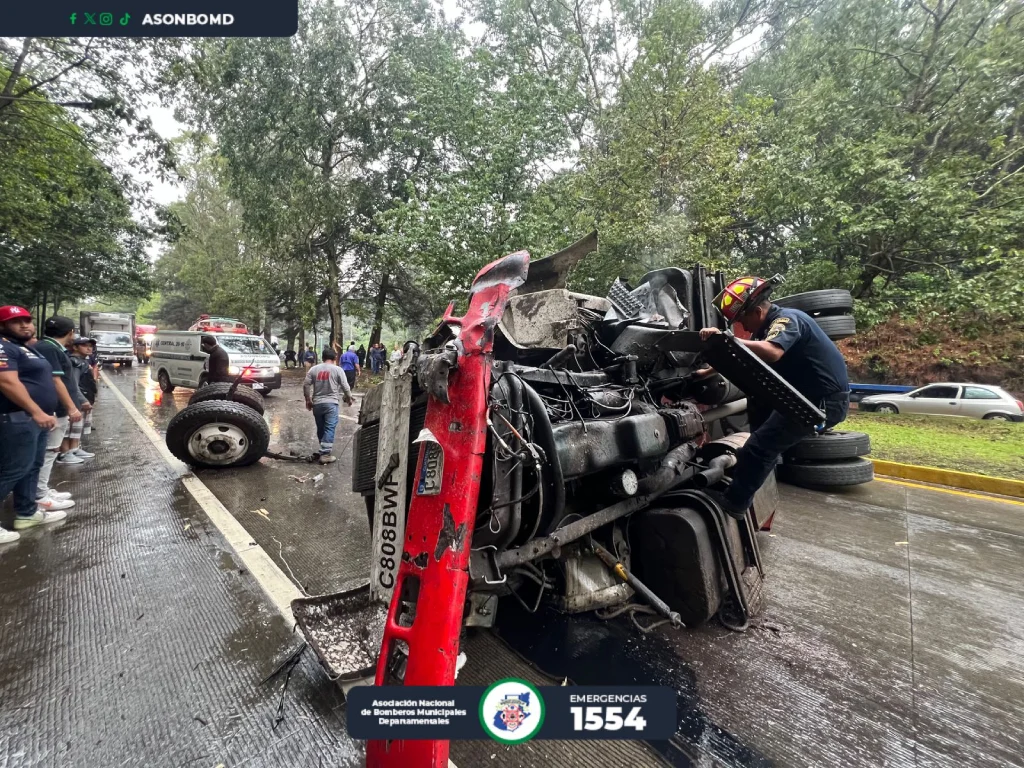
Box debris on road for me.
[250,508,270,520]
[312,473,324,486]
[288,473,311,483]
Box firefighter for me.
[698,276,850,518]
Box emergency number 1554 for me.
[569,706,647,732]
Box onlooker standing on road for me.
[340,344,361,389]
[0,306,68,541]
[302,349,353,465]
[390,342,404,365]
[33,317,86,498]
[200,335,231,384]
[302,345,317,370]
[356,344,366,369]
[66,336,97,458]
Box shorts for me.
[50,416,70,449]
[65,410,92,440]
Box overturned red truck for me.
[287,235,854,767]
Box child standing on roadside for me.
[64,336,98,459]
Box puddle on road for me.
[494,601,771,768]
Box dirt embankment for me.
[840,315,1024,397]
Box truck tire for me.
[188,382,266,416]
[813,314,856,340]
[784,430,871,461]
[165,401,269,469]
[778,457,874,488]
[775,289,853,315]
[157,369,175,393]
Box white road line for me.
[105,373,466,766]
[101,372,302,623]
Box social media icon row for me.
[69,12,131,26]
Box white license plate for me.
[416,441,444,496]
[251,382,266,391]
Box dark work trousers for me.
[723,392,850,512]
[0,412,49,518]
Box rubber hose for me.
[520,378,566,531]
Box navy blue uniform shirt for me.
[755,305,849,402]
[0,336,59,415]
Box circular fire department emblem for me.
[479,678,545,743]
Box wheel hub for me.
[189,422,249,465]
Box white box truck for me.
[80,312,136,367]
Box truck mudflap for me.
[366,250,529,768]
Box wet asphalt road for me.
[0,376,360,768]
[3,362,1023,767]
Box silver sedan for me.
[860,383,1024,421]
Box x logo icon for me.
[84,12,96,24]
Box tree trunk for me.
[369,272,389,347]
[41,288,48,325]
[325,245,345,355]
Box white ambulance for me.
[149,330,282,393]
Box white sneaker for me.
[56,452,85,465]
[45,489,73,501]
[14,510,68,530]
[37,496,75,511]
[73,448,95,459]
[0,528,20,544]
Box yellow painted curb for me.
[871,459,1024,500]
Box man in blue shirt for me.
[339,345,361,389]
[700,276,850,518]
[0,306,67,541]
[302,345,317,370]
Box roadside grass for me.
[844,412,1024,480]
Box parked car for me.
[860,383,1024,421]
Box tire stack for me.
[778,431,874,488]
[772,288,873,488]
[774,288,857,341]
[165,383,271,469]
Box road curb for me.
[872,459,1024,500]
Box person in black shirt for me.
[0,305,66,540]
[65,336,98,459]
[34,316,89,489]
[699,276,850,518]
[200,335,231,384]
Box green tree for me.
[0,77,150,315]
[737,0,1024,315]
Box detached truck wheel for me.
[188,383,266,416]
[778,457,874,488]
[165,401,270,469]
[785,430,870,461]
